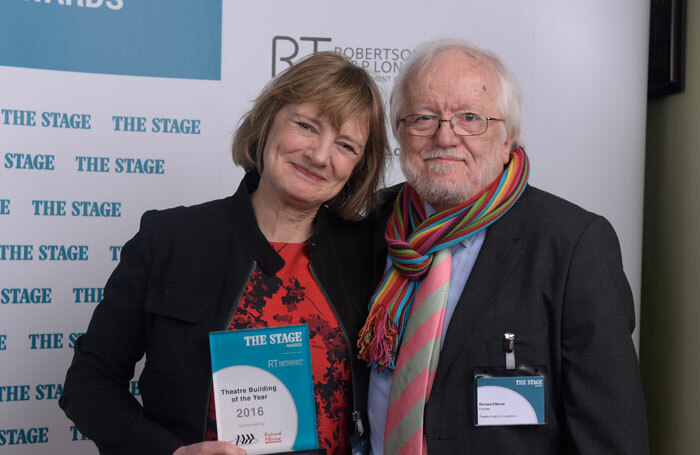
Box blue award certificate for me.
[209,325,318,454]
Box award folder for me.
[209,325,318,454]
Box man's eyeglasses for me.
[399,112,504,137]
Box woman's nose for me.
[306,137,333,166]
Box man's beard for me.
[400,148,503,209]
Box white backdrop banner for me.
[0,0,649,453]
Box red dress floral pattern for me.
[205,242,352,454]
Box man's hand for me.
[173,441,246,455]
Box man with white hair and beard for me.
[359,39,648,455]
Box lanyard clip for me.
[352,410,364,435]
[504,333,515,370]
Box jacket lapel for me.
[434,187,530,383]
[213,172,285,331]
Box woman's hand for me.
[172,441,246,455]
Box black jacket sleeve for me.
[59,212,184,454]
[560,215,649,454]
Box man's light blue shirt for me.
[367,203,486,455]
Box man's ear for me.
[501,133,515,164]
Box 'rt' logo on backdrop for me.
[271,36,332,77]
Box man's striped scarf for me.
[358,147,530,373]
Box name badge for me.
[474,366,546,426]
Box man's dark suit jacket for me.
[372,184,649,454]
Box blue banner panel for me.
[0,0,221,80]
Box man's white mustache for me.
[422,149,465,161]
